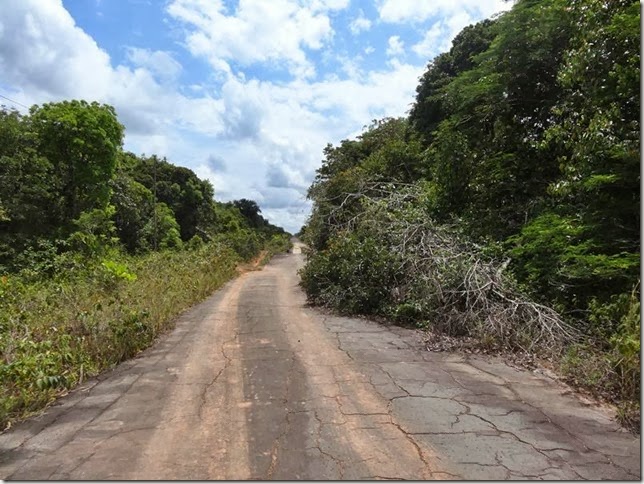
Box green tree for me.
[0,109,57,268]
[409,19,497,146]
[306,118,421,251]
[140,202,183,250]
[232,199,265,229]
[128,155,217,241]
[30,100,124,225]
[512,0,641,311]
[110,173,154,253]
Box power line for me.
[0,93,30,109]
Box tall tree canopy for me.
[0,100,288,271]
[304,0,640,343]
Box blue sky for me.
[0,0,510,233]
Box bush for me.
[213,229,262,261]
[301,232,401,314]
[0,242,238,429]
[302,186,640,429]
[300,188,576,350]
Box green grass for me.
[0,242,241,429]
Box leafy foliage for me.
[30,100,124,225]
[0,98,291,429]
[301,188,576,351]
[302,0,640,424]
[0,243,239,428]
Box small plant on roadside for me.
[99,259,137,290]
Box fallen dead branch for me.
[309,184,579,353]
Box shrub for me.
[300,232,401,314]
[0,242,238,429]
[300,187,577,351]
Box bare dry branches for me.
[325,184,579,352]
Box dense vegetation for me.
[0,100,290,428]
[301,0,640,427]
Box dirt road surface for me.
[0,244,640,480]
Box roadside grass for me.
[556,342,640,432]
[0,240,290,431]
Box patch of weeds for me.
[559,344,612,394]
[0,242,241,430]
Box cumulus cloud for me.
[258,186,305,210]
[263,204,310,233]
[379,0,511,64]
[220,77,264,139]
[207,154,227,173]
[125,47,183,82]
[376,0,511,63]
[349,10,372,35]
[378,0,510,24]
[266,163,309,190]
[386,36,405,58]
[0,0,448,233]
[413,11,475,59]
[0,1,112,100]
[0,0,228,138]
[166,0,347,79]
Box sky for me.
[0,0,510,233]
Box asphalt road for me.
[0,244,640,479]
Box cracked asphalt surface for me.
[0,244,640,480]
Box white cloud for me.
[378,0,511,24]
[412,23,443,59]
[335,54,363,79]
[0,1,112,100]
[206,154,227,173]
[412,11,475,59]
[166,0,346,79]
[349,10,372,35]
[380,0,511,63]
[309,0,350,12]
[0,0,226,136]
[0,0,426,233]
[386,35,405,58]
[125,47,183,82]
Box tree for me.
[306,118,421,251]
[140,203,183,250]
[409,19,497,146]
[411,0,573,239]
[233,199,265,229]
[30,100,124,225]
[0,108,57,269]
[512,0,641,310]
[110,174,154,253]
[128,155,217,241]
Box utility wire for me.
[0,93,30,109]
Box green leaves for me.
[299,230,402,315]
[0,241,242,428]
[100,260,137,285]
[30,100,124,223]
[35,375,65,391]
[302,0,640,425]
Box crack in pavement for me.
[455,358,640,478]
[314,289,638,479]
[0,248,639,480]
[311,411,345,478]
[264,356,297,479]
